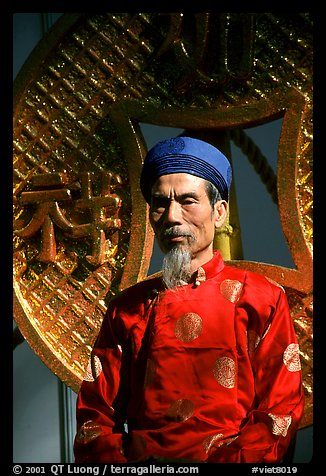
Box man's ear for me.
[214,200,228,228]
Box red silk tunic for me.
[74,251,304,463]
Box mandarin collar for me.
[193,250,225,286]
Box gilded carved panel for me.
[13,13,312,427]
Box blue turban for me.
[140,136,232,203]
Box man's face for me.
[149,173,227,267]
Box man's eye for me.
[182,199,196,206]
[151,199,166,211]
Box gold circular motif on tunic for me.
[283,343,301,372]
[268,413,292,437]
[213,356,236,388]
[203,433,224,453]
[76,419,102,443]
[83,354,103,382]
[174,312,203,342]
[166,398,195,422]
[220,279,243,303]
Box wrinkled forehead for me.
[151,172,208,197]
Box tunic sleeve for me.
[73,302,129,463]
[207,276,305,463]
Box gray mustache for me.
[161,227,196,240]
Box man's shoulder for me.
[123,271,162,293]
[110,272,163,305]
[223,262,285,294]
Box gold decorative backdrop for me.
[13,13,312,428]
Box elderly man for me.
[74,136,304,463]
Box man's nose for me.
[165,200,182,224]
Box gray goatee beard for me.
[162,247,192,289]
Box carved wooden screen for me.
[13,13,312,428]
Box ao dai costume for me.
[74,251,304,463]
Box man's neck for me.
[189,249,214,275]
